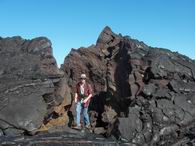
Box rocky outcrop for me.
[62,26,195,145]
[0,36,64,135]
[0,27,195,146]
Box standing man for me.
[73,73,93,130]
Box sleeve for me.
[88,84,93,95]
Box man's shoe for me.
[72,125,81,130]
[85,124,91,129]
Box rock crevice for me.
[62,26,195,145]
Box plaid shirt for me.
[76,82,93,107]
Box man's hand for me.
[83,98,88,104]
[83,94,92,104]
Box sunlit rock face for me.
[0,36,63,135]
[62,26,195,145]
[0,26,195,145]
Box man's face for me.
[81,78,86,84]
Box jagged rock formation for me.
[62,26,195,145]
[0,36,64,135]
[0,27,195,146]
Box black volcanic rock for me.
[0,127,132,146]
[0,27,195,146]
[0,36,63,135]
[62,26,195,145]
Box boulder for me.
[0,36,63,135]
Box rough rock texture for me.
[0,126,133,146]
[0,36,64,135]
[62,26,195,145]
[1,27,195,146]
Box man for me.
[73,73,93,130]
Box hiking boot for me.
[72,125,82,130]
[85,124,91,129]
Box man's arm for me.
[83,84,93,103]
[74,93,78,103]
[83,94,92,103]
[83,93,92,103]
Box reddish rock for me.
[61,26,195,145]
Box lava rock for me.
[0,36,63,134]
[61,26,195,145]
[1,26,195,146]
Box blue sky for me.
[0,0,194,66]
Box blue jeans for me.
[76,101,90,126]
